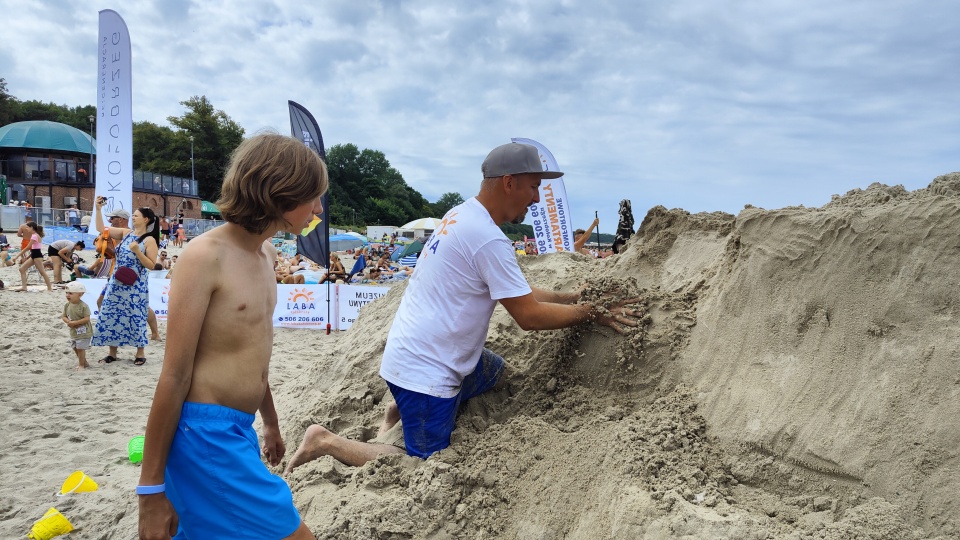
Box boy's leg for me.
[76,348,88,369]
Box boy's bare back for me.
[167,225,278,414]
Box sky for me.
[2,0,958,233]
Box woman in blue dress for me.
[91,197,160,365]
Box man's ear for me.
[501,174,515,192]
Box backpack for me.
[95,229,116,259]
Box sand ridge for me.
[1,173,958,538]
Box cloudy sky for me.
[2,0,958,232]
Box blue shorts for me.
[165,402,301,539]
[386,348,504,459]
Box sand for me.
[2,173,959,539]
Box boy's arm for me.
[259,385,285,466]
[138,244,218,538]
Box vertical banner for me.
[95,10,133,218]
[511,137,574,254]
[288,101,330,267]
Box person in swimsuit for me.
[137,133,328,539]
[16,221,52,291]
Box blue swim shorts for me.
[386,348,504,459]
[165,402,302,539]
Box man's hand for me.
[592,297,644,334]
[138,493,178,540]
[262,424,286,466]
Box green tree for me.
[432,192,464,217]
[499,222,534,241]
[0,78,17,126]
[324,144,431,226]
[167,96,244,200]
[132,121,191,177]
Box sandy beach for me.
[2,173,959,539]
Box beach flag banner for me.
[510,137,574,254]
[288,101,330,268]
[95,10,133,219]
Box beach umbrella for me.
[399,240,424,258]
[200,200,220,217]
[328,234,365,252]
[400,217,442,231]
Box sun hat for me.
[105,208,131,219]
[481,142,563,179]
[66,281,86,293]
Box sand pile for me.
[278,173,960,539]
[1,173,957,539]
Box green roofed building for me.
[0,120,202,219]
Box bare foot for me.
[75,364,89,371]
[283,425,332,476]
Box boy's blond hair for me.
[216,133,329,234]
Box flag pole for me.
[325,212,331,334]
[594,211,600,254]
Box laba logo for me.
[287,288,316,311]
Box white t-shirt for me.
[380,197,531,398]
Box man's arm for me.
[499,293,593,331]
[531,286,580,305]
[138,243,218,538]
[500,292,643,333]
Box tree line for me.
[1,78,533,237]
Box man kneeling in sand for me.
[285,143,640,473]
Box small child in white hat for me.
[62,281,94,370]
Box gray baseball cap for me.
[105,208,131,219]
[481,143,563,179]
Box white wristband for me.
[135,483,165,495]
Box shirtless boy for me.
[137,133,327,539]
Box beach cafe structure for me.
[0,120,203,229]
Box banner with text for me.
[88,278,389,331]
[95,10,133,217]
[274,284,331,328]
[511,137,574,254]
[336,285,392,330]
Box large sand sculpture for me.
[278,173,960,539]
